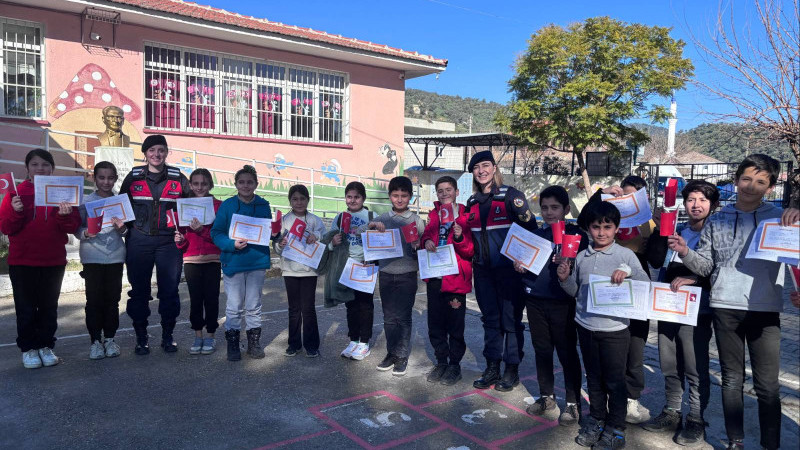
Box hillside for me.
[405,89,794,162]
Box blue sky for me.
[201,0,771,131]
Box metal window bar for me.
[1,18,44,119]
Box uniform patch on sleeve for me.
[513,198,524,208]
[519,210,532,222]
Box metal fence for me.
[0,122,399,219]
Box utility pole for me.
[667,97,677,159]
[468,115,472,134]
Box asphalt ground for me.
[1,275,798,450]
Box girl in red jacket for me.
[174,169,222,355]
[420,176,474,385]
[0,149,81,369]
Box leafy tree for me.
[497,17,694,197]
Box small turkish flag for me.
[340,212,352,233]
[664,178,678,208]
[660,210,677,236]
[289,218,306,239]
[401,222,419,243]
[550,220,565,245]
[790,266,800,291]
[561,234,582,258]
[87,213,103,234]
[0,172,16,196]
[616,227,640,241]
[166,209,178,228]
[271,210,282,234]
[440,203,455,225]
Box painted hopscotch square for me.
[420,391,554,444]
[310,391,440,448]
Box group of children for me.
[1,138,798,450]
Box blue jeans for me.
[473,265,525,364]
[223,269,266,331]
[125,230,182,327]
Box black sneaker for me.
[642,408,681,432]
[440,364,462,385]
[392,358,408,377]
[675,416,705,446]
[575,417,605,447]
[134,336,150,355]
[426,363,448,382]
[527,396,560,421]
[161,336,178,353]
[725,440,743,450]
[284,346,299,357]
[305,349,320,358]
[376,354,396,371]
[559,403,581,426]
[593,428,626,450]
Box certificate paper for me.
[34,175,84,207]
[601,187,652,228]
[418,244,460,279]
[281,234,324,270]
[177,197,216,226]
[338,257,379,293]
[85,194,135,229]
[228,213,271,246]
[362,229,404,261]
[500,222,553,275]
[745,219,799,265]
[647,282,701,326]
[586,274,649,320]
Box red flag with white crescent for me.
[88,213,103,234]
[561,234,582,258]
[340,212,352,233]
[0,172,16,196]
[401,222,419,243]
[289,218,306,239]
[271,210,282,234]
[440,203,454,225]
[166,208,178,228]
[616,226,640,241]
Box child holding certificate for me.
[175,169,222,356]
[0,149,81,369]
[211,165,275,361]
[274,184,326,358]
[579,175,655,424]
[669,154,800,450]
[321,181,374,361]
[420,176,474,385]
[642,180,718,444]
[516,186,587,426]
[369,176,425,377]
[558,201,650,449]
[76,161,128,360]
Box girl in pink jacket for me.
[175,169,222,355]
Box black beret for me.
[142,134,168,153]
[468,150,496,172]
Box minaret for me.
[667,98,677,159]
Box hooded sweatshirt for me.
[682,202,786,312]
[210,195,272,276]
[0,180,81,266]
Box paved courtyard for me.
[1,275,798,449]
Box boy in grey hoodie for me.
[670,154,800,450]
[559,202,650,450]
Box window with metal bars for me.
[144,42,349,144]
[0,18,44,119]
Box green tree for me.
[497,17,694,197]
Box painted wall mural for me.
[379,143,398,175]
[49,63,141,121]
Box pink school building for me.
[0,0,446,194]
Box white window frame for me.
[143,41,350,144]
[0,17,45,119]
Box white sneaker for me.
[38,347,59,367]
[104,338,120,358]
[341,341,359,358]
[626,398,651,424]
[350,343,370,361]
[22,350,42,369]
[89,340,105,360]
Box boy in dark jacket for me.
[518,186,588,426]
[642,180,718,444]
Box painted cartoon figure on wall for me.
[49,63,141,122]
[379,144,398,175]
[321,159,342,183]
[268,153,294,175]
